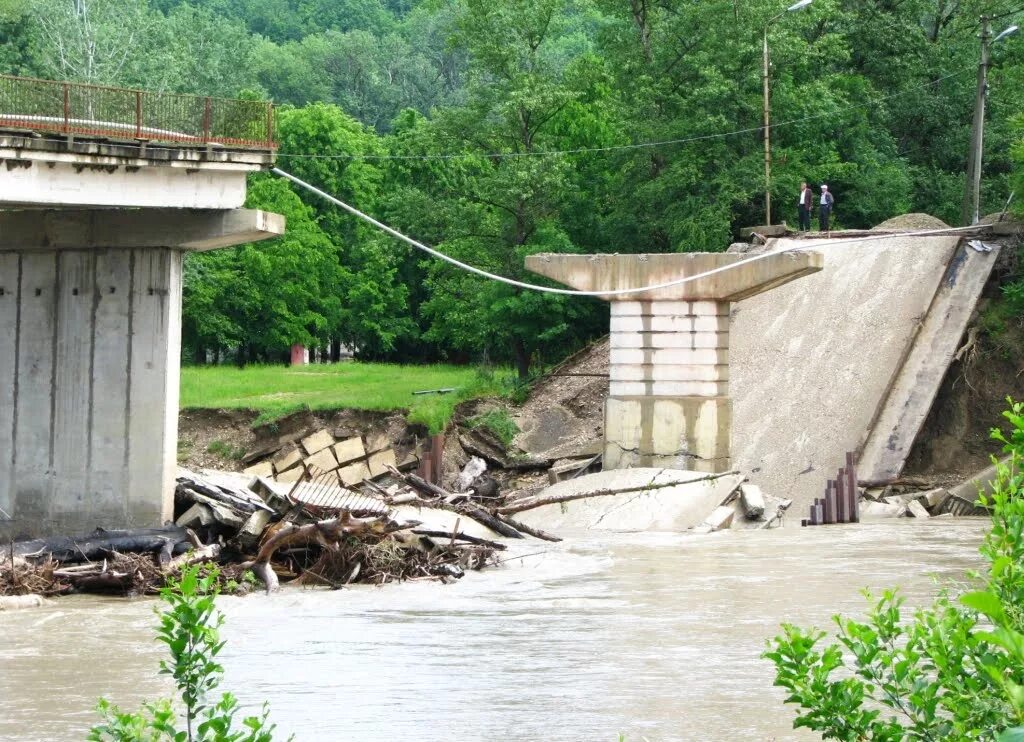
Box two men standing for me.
[797,182,834,231]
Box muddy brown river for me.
[1,520,988,741]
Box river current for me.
[0,520,988,741]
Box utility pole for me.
[962,16,991,226]
[763,29,773,226]
[762,0,812,226]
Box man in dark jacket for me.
[798,181,813,231]
[819,184,834,232]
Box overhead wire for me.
[273,69,972,162]
[272,167,989,299]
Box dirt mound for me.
[514,339,608,460]
[873,213,950,230]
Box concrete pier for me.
[0,133,281,538]
[526,252,822,472]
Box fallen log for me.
[493,513,562,542]
[386,465,524,539]
[498,470,741,515]
[11,526,190,564]
[410,529,507,551]
[242,512,404,593]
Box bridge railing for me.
[0,74,275,150]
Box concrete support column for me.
[607,300,730,471]
[0,208,284,539]
[0,248,181,537]
[525,251,823,474]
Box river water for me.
[1,520,988,741]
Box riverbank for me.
[0,520,988,741]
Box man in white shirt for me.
[818,184,835,232]
[798,182,813,231]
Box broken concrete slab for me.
[338,462,371,487]
[739,224,788,239]
[907,500,931,519]
[304,447,339,473]
[175,503,214,529]
[511,468,744,532]
[272,445,302,473]
[300,429,335,456]
[921,488,951,510]
[276,466,304,484]
[332,437,366,466]
[700,505,736,531]
[739,484,765,520]
[242,460,273,478]
[860,501,907,518]
[237,510,272,549]
[365,431,390,454]
[367,449,397,479]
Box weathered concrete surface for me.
[526,251,823,302]
[526,252,822,473]
[859,242,1000,483]
[0,133,272,209]
[0,211,283,539]
[730,234,964,510]
[512,469,744,532]
[0,209,284,251]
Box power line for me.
[273,166,989,298]
[270,69,971,162]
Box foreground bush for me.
[765,401,1024,741]
[89,565,287,742]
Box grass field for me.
[179,362,514,432]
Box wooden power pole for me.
[962,16,991,227]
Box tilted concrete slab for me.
[525,251,822,301]
[858,242,1000,483]
[512,468,744,532]
[729,234,968,510]
[0,209,284,251]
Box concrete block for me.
[367,449,397,479]
[920,488,951,510]
[243,460,274,478]
[272,445,302,473]
[338,462,371,487]
[276,466,304,484]
[739,484,765,520]
[907,500,931,519]
[701,505,735,532]
[304,447,339,473]
[609,363,729,382]
[332,436,366,466]
[365,431,390,454]
[861,501,907,518]
[237,509,272,550]
[611,331,728,350]
[300,429,335,456]
[175,503,214,529]
[615,300,729,316]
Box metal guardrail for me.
[0,74,275,150]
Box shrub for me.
[764,400,1024,740]
[89,565,287,742]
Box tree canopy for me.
[3,0,1022,374]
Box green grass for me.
[466,408,519,448]
[179,362,514,433]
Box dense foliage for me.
[765,401,1024,740]
[3,0,1024,373]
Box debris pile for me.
[1,456,796,603]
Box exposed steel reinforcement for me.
[0,74,275,149]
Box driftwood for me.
[410,529,507,550]
[11,526,190,564]
[243,513,405,592]
[493,513,562,542]
[385,466,523,539]
[498,470,741,515]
